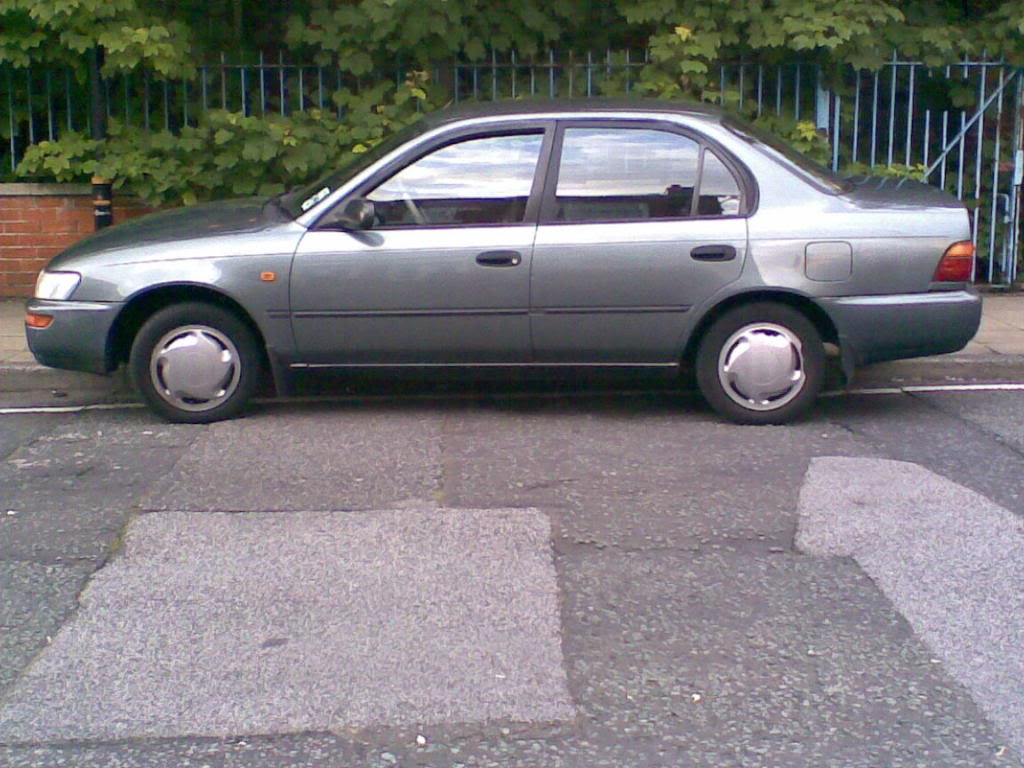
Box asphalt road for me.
[1,381,1023,767]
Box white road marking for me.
[1,382,1023,416]
[901,383,1024,392]
[0,402,145,415]
[820,387,904,396]
[835,382,1024,396]
[797,457,1024,757]
[822,382,1024,397]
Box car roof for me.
[421,99,729,128]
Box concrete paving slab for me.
[0,301,31,365]
[978,317,1016,333]
[139,405,443,512]
[983,296,1024,328]
[982,336,1024,356]
[961,340,994,355]
[797,457,1024,758]
[0,508,574,743]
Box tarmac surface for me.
[3,395,1024,766]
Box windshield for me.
[722,116,850,194]
[279,119,430,219]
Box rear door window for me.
[549,126,742,223]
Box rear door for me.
[530,121,750,363]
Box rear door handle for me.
[476,250,522,267]
[691,244,737,262]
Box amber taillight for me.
[933,241,975,282]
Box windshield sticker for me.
[300,186,331,211]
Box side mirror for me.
[328,198,376,231]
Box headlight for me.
[34,271,81,300]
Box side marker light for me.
[26,313,54,328]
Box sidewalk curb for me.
[851,356,1024,388]
[0,363,132,395]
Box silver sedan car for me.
[26,100,981,424]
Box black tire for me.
[129,302,262,423]
[695,302,825,425]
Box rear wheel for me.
[129,302,261,423]
[696,302,824,425]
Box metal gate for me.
[824,56,1022,286]
[711,54,1023,286]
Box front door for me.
[290,130,547,365]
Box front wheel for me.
[129,303,262,423]
[695,302,825,425]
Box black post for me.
[88,47,113,230]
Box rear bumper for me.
[819,288,982,368]
[25,299,122,374]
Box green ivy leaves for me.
[16,80,434,206]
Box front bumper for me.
[819,288,982,371]
[25,299,123,375]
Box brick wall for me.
[0,184,155,298]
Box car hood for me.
[842,175,965,211]
[48,198,282,269]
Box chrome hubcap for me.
[150,325,241,412]
[718,322,805,411]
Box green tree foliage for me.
[6,0,1024,77]
[618,0,1024,98]
[0,0,194,76]
[283,0,613,71]
[280,0,1024,81]
[981,1,1024,64]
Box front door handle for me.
[476,250,522,267]
[691,244,737,262]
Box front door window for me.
[367,133,544,227]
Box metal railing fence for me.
[3,53,406,160]
[2,51,1020,285]
[2,51,834,172]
